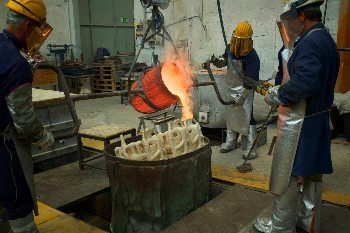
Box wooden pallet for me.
[33,68,58,88]
[92,64,118,92]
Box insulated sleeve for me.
[5,84,44,142]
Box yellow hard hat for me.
[230,21,253,57]
[6,0,47,23]
[233,21,253,39]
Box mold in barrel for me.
[104,135,212,233]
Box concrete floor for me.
[163,185,350,233]
[24,94,348,233]
[75,96,350,206]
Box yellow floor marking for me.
[35,202,105,233]
[212,164,350,206]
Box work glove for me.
[264,85,283,108]
[201,54,227,69]
[230,85,250,106]
[33,129,55,150]
[210,54,227,68]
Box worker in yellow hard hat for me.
[0,1,54,232]
[209,21,261,160]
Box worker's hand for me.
[33,129,55,150]
[211,54,227,68]
[264,85,283,108]
[201,60,210,70]
[230,86,250,106]
[201,54,227,69]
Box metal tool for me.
[127,0,176,96]
[236,107,276,173]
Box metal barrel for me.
[104,136,212,233]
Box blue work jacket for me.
[278,23,340,176]
[0,30,33,133]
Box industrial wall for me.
[135,0,340,80]
[0,0,341,79]
[0,0,77,61]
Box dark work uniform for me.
[278,23,340,176]
[275,46,284,86]
[0,30,34,220]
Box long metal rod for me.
[323,0,328,25]
[165,15,207,33]
[36,64,81,141]
[70,89,144,101]
[80,24,134,28]
[127,12,154,95]
[241,107,276,166]
[339,48,350,52]
[191,62,236,106]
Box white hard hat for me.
[293,0,324,9]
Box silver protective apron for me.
[225,58,253,136]
[269,48,306,195]
[1,124,38,216]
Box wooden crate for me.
[33,68,58,88]
[92,64,117,92]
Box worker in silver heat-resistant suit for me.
[211,21,261,160]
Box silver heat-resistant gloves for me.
[230,85,250,106]
[6,84,55,149]
[264,85,283,108]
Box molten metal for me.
[130,49,194,120]
[161,50,194,120]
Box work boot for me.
[242,124,258,160]
[8,213,39,233]
[296,177,322,233]
[220,129,238,153]
[254,217,272,233]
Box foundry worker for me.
[211,21,261,160]
[254,0,339,232]
[0,0,54,232]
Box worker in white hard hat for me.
[0,1,54,232]
[209,21,261,160]
[254,0,340,232]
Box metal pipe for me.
[323,0,328,25]
[36,63,81,140]
[71,89,144,101]
[206,63,236,105]
[127,19,153,95]
[192,62,236,106]
[194,81,216,87]
[339,48,350,52]
[165,15,207,33]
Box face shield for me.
[230,36,253,57]
[279,3,303,49]
[25,21,53,57]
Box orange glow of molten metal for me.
[161,50,194,120]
